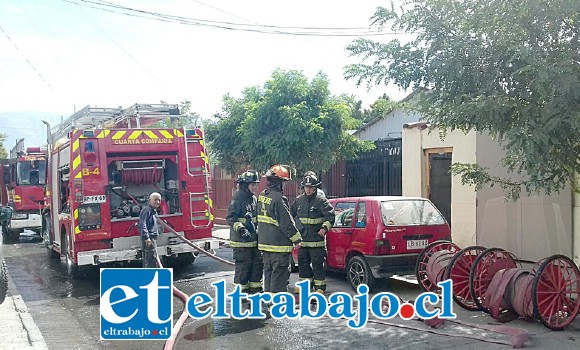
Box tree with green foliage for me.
[152,100,202,128]
[0,133,7,159]
[345,0,580,199]
[345,94,402,125]
[206,69,373,175]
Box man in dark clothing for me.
[257,164,301,294]
[226,170,264,294]
[139,192,162,268]
[291,172,335,293]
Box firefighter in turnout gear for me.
[291,172,335,293]
[257,164,302,293]
[226,170,264,294]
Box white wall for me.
[356,109,422,141]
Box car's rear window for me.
[381,200,446,226]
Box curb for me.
[6,269,48,350]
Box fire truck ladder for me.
[49,103,181,143]
[49,106,123,143]
[184,128,212,228]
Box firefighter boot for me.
[294,278,313,294]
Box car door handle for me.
[343,231,352,235]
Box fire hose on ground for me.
[154,219,234,350]
[152,222,562,349]
[414,240,580,347]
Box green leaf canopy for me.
[345,0,580,198]
[206,69,372,175]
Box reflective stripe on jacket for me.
[290,193,335,245]
[257,185,301,253]
[226,189,257,247]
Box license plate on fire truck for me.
[407,239,428,250]
[83,195,107,204]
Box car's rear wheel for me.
[347,255,375,292]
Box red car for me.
[291,196,451,290]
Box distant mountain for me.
[0,112,64,152]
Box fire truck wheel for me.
[2,228,21,244]
[62,233,83,279]
[47,244,60,259]
[162,253,195,269]
[0,260,8,305]
[41,213,51,244]
[66,252,83,279]
[177,253,196,266]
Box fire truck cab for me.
[1,140,47,243]
[42,104,218,277]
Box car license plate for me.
[407,239,428,250]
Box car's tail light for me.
[374,239,390,255]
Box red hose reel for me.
[416,241,580,330]
[120,167,163,185]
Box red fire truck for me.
[0,139,47,243]
[41,104,218,277]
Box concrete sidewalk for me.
[0,267,48,350]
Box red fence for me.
[212,177,300,225]
[211,161,351,225]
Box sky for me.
[0,0,411,150]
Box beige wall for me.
[475,134,573,261]
[402,125,477,248]
[403,126,575,262]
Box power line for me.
[18,0,69,75]
[72,4,166,86]
[62,0,406,37]
[0,24,54,90]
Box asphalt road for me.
[1,231,579,350]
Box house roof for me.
[403,121,429,130]
[353,90,421,136]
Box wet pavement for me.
[1,229,580,349]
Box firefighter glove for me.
[239,227,253,242]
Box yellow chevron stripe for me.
[74,209,78,220]
[75,226,80,234]
[72,139,80,152]
[72,155,81,169]
[200,139,204,147]
[144,130,158,139]
[159,130,173,139]
[97,130,110,138]
[75,172,82,179]
[175,129,184,137]
[112,131,126,140]
[128,130,142,139]
[200,151,208,164]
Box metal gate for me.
[345,138,402,197]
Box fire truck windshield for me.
[16,160,46,186]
